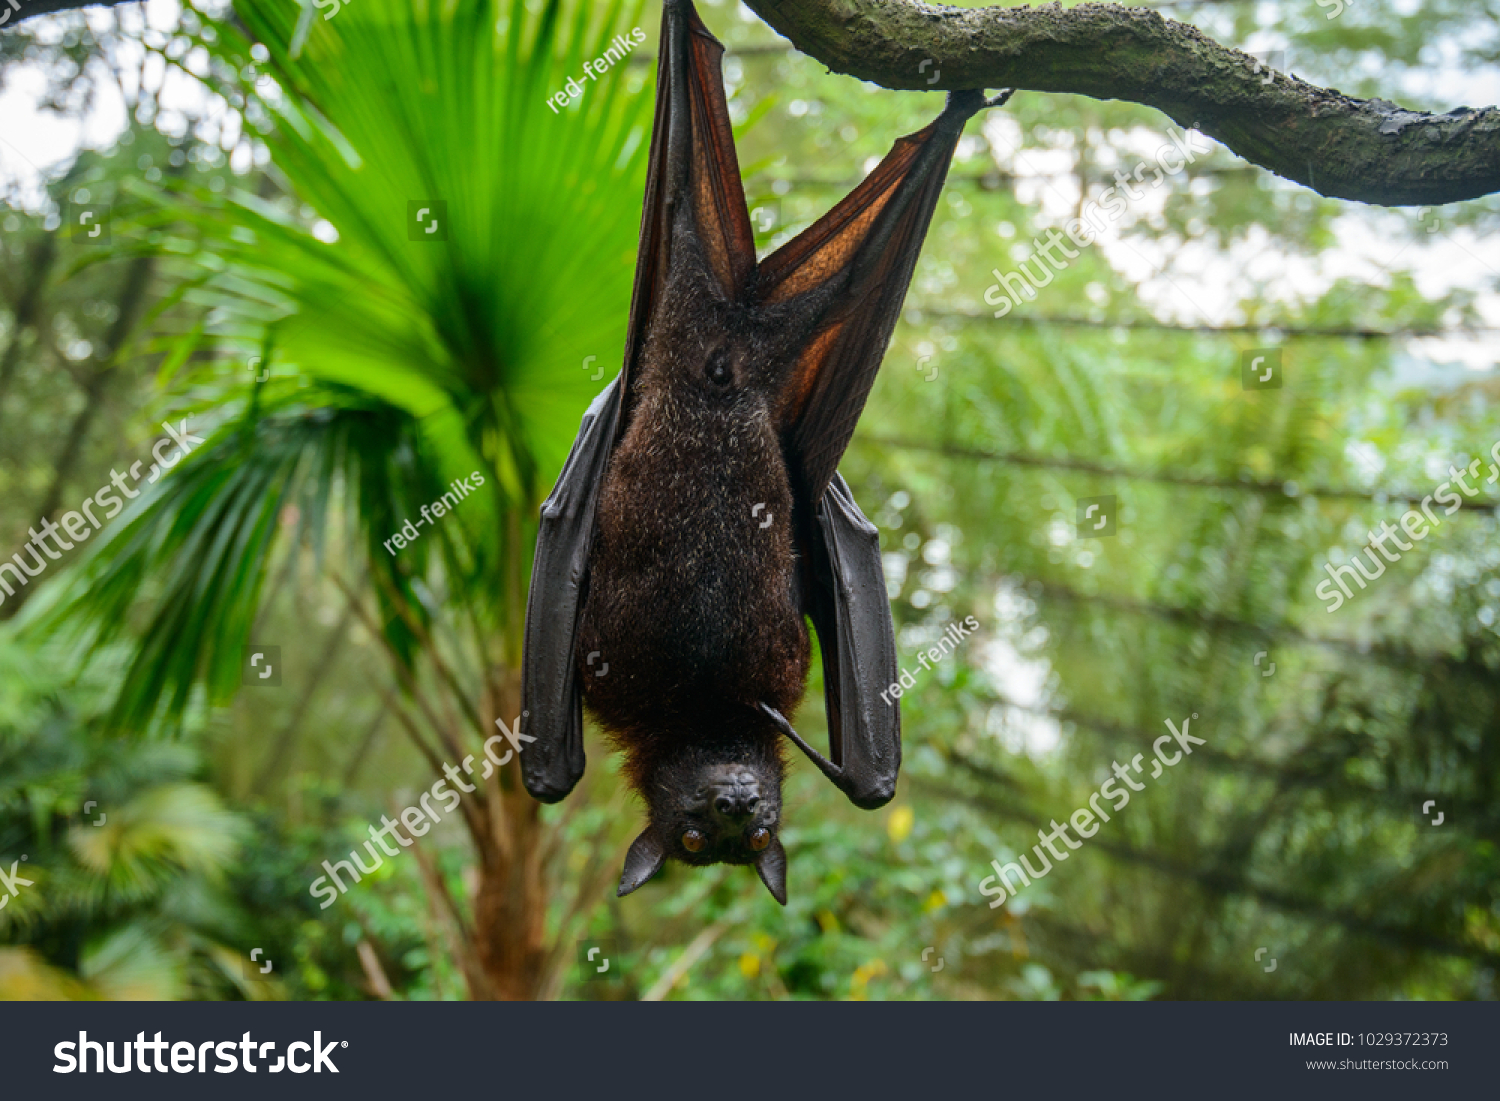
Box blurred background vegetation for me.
[1,0,1497,1000]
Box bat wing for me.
[754,91,987,806]
[762,474,899,809]
[614,0,755,432]
[520,377,621,803]
[803,473,901,809]
[758,90,985,507]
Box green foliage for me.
[231,792,457,1000]
[41,0,655,732]
[0,634,254,999]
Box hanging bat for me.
[520,0,990,903]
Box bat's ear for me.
[755,838,788,905]
[618,828,668,897]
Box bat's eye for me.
[748,827,771,852]
[704,350,732,387]
[682,829,707,852]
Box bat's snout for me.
[704,766,764,824]
[711,784,761,822]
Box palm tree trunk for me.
[471,667,549,999]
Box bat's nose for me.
[713,786,761,820]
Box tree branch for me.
[17,0,1495,202]
[743,0,1500,205]
[641,918,732,1002]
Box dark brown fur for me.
[576,227,815,866]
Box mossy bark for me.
[745,0,1500,206]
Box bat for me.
[520,0,990,903]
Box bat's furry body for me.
[579,262,811,745]
[578,264,809,868]
[519,0,989,902]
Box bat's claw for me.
[942,89,1009,126]
[758,702,844,786]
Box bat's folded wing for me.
[520,376,621,803]
[764,93,985,809]
[804,473,901,809]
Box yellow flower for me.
[887,805,914,843]
[848,959,889,1001]
[739,953,761,979]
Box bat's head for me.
[617,734,788,903]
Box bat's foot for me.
[943,89,1010,126]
